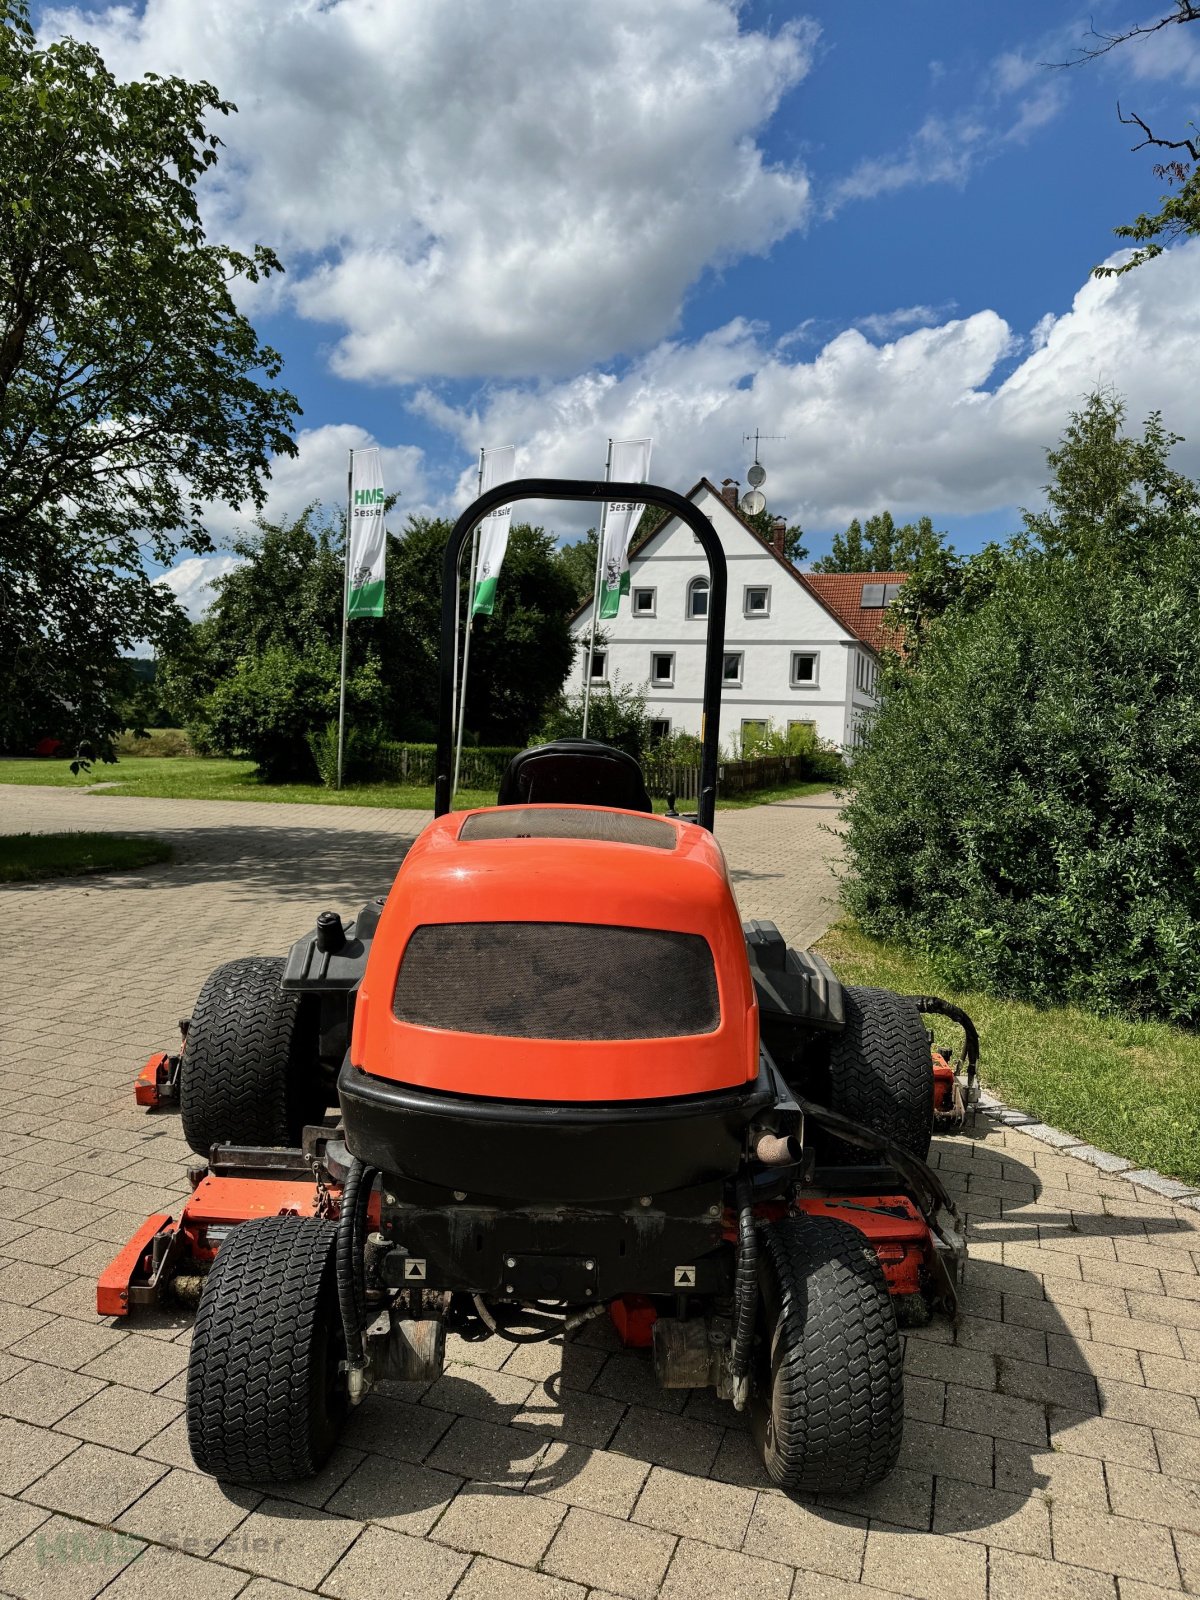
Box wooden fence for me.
[373,743,832,801]
[642,752,825,801]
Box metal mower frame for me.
[99,478,981,1494]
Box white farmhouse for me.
[569,478,903,753]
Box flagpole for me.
[452,448,485,803]
[336,448,353,790]
[581,437,613,739]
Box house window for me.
[632,586,656,616]
[855,652,878,695]
[791,651,819,687]
[788,720,816,738]
[744,585,770,618]
[589,647,607,681]
[722,652,743,685]
[740,719,768,755]
[649,718,671,742]
[651,652,675,686]
[687,576,709,618]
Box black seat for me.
[496,739,653,813]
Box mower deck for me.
[100,1102,968,1330]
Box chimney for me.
[771,516,787,557]
[721,478,739,508]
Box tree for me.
[162,507,373,776]
[892,393,1199,650]
[739,504,809,566]
[539,678,651,761]
[811,511,949,574]
[1026,391,1200,570]
[554,529,598,608]
[0,2,298,756]
[1054,5,1200,274]
[841,394,1200,1025]
[166,508,577,776]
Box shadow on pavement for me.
[138,1111,1194,1546]
[0,825,419,905]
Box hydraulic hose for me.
[336,1157,377,1403]
[728,1177,757,1409]
[471,1294,606,1343]
[912,995,980,1089]
[794,1092,960,1226]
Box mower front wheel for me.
[187,1215,348,1483]
[751,1212,903,1494]
[180,956,325,1157]
[825,985,934,1163]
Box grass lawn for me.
[815,918,1200,1186]
[0,756,832,812]
[0,756,497,811]
[0,832,173,884]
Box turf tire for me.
[751,1212,903,1493]
[187,1215,347,1482]
[180,956,324,1157]
[825,985,933,1162]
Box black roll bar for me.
[436,478,728,831]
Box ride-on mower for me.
[99,479,979,1494]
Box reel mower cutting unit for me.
[99,478,980,1495]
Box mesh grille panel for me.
[392,922,720,1039]
[460,808,675,849]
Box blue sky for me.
[39,1,1200,606]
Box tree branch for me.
[1050,3,1200,67]
[1117,103,1200,162]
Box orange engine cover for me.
[351,805,758,1102]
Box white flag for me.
[472,445,517,616]
[347,448,386,618]
[599,437,652,618]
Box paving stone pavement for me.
[2,785,1199,1600]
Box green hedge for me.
[841,544,1200,1025]
[307,727,521,789]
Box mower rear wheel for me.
[187,1215,348,1482]
[180,956,325,1157]
[751,1212,903,1494]
[825,985,933,1162]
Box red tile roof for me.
[802,572,907,653]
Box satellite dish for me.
[740,488,766,516]
[746,462,766,488]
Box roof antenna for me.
[740,430,785,516]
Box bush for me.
[305,732,520,790]
[654,730,702,763]
[114,727,192,757]
[841,544,1200,1024]
[724,719,845,780]
[538,678,651,761]
[307,723,384,787]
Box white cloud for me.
[416,241,1200,529]
[827,114,985,210]
[198,423,432,544]
[1089,20,1200,87]
[157,423,433,614]
[156,555,242,619]
[46,0,816,382]
[825,44,1068,214]
[853,303,957,339]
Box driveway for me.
[0,786,1197,1599]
